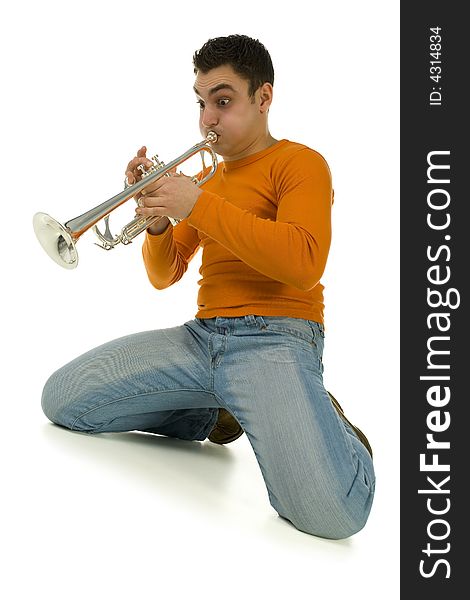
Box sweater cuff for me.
[144,222,173,247]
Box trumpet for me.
[33,131,218,269]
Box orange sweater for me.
[142,139,333,323]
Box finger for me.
[138,190,164,206]
[135,205,167,218]
[139,176,168,195]
[137,146,147,157]
[132,156,153,170]
[126,155,153,174]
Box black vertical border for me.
[401,2,466,596]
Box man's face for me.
[193,64,268,160]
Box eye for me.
[196,100,205,110]
[218,98,230,107]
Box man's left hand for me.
[136,173,202,221]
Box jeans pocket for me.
[308,320,325,339]
[257,318,323,372]
[263,317,316,346]
[307,320,325,362]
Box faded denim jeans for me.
[41,315,375,539]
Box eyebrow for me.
[193,83,237,97]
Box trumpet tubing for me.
[33,131,218,269]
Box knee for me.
[272,486,374,540]
[41,367,78,429]
[277,503,370,540]
[41,370,62,424]
[291,508,370,540]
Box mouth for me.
[206,130,220,143]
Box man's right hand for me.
[125,146,170,235]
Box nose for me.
[200,106,218,128]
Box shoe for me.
[327,391,373,459]
[208,408,244,445]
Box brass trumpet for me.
[33,131,218,269]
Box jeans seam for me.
[69,388,219,430]
[264,325,315,346]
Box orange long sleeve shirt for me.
[142,139,333,323]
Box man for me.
[41,34,375,539]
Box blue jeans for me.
[41,315,375,539]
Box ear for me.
[258,82,273,113]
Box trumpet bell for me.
[33,212,78,269]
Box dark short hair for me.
[193,34,274,97]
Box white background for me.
[1,1,399,598]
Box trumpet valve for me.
[139,156,167,178]
[151,154,163,166]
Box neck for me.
[223,131,278,162]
